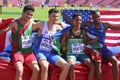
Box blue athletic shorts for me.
[101,45,113,59]
[35,50,61,64]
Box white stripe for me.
[106,33,120,37]
[5,30,12,48]
[105,39,120,43]
[101,15,120,18]
[102,21,120,24]
[86,32,96,39]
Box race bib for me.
[22,36,32,48]
[67,39,84,55]
[39,38,53,52]
[71,43,83,54]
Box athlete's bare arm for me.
[83,29,98,45]
[0,21,17,34]
[61,31,69,46]
[32,21,44,36]
[56,24,63,31]
[104,23,120,30]
[55,21,66,28]
[81,22,92,28]
[61,11,73,25]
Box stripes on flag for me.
[100,10,120,49]
[100,10,120,25]
[62,9,120,54]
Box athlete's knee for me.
[85,59,95,70]
[109,56,118,65]
[16,67,24,76]
[40,61,49,71]
[63,63,70,71]
[32,64,40,74]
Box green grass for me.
[0,7,120,21]
[0,7,63,21]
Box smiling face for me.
[73,16,82,26]
[22,10,34,22]
[48,8,59,24]
[48,12,59,23]
[72,14,82,27]
[92,11,101,23]
[21,5,34,22]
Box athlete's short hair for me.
[91,10,100,16]
[23,5,35,12]
[48,8,59,15]
[72,14,82,20]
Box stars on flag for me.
[63,9,91,23]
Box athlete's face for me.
[48,12,59,23]
[22,10,34,21]
[73,16,82,26]
[92,13,101,23]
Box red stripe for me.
[105,43,120,47]
[106,36,120,40]
[106,30,120,33]
[100,10,120,15]
[101,18,120,22]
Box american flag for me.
[62,9,120,54]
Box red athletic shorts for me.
[12,52,37,65]
[84,47,102,63]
